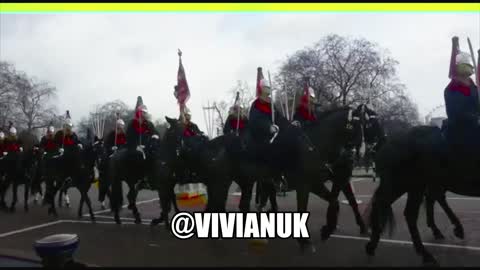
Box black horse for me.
[252,105,368,239]
[43,140,98,221]
[0,149,30,212]
[233,106,363,251]
[363,122,480,266]
[109,131,174,225]
[360,108,465,242]
[150,117,232,226]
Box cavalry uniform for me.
[444,52,480,153]
[40,127,60,157]
[125,97,159,153]
[223,105,248,136]
[248,72,291,167]
[293,84,317,128]
[105,118,127,156]
[4,126,23,154]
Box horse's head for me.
[91,138,107,165]
[164,116,185,157]
[354,103,384,145]
[314,106,363,151]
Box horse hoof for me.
[321,225,334,241]
[151,217,166,226]
[298,241,316,254]
[114,217,122,225]
[101,205,106,210]
[9,207,15,213]
[454,226,465,239]
[423,256,439,267]
[433,230,445,240]
[77,214,83,220]
[24,207,29,213]
[365,242,376,256]
[66,203,71,208]
[360,226,369,236]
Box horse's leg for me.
[24,180,30,212]
[127,182,141,224]
[365,185,403,257]
[404,189,438,266]
[77,187,85,219]
[320,182,342,241]
[342,182,368,235]
[436,192,464,239]
[425,192,444,240]
[152,179,174,227]
[238,179,254,213]
[57,185,63,208]
[296,181,315,253]
[9,181,18,213]
[82,187,95,222]
[0,178,7,210]
[267,180,278,212]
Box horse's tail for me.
[362,180,396,237]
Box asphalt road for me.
[1,171,479,267]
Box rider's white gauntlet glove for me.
[270,124,279,134]
[19,147,23,152]
[292,120,301,127]
[59,148,64,154]
[152,134,159,140]
[111,146,118,151]
[77,144,83,150]
[2,152,7,156]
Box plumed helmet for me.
[456,51,473,66]
[116,119,125,127]
[308,87,316,98]
[260,79,271,90]
[9,126,17,135]
[184,107,191,116]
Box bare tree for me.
[276,34,420,124]
[16,79,57,132]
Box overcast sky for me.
[1,13,479,133]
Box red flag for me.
[256,67,264,97]
[449,36,460,79]
[175,50,190,111]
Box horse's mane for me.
[316,106,351,120]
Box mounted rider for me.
[293,78,317,129]
[180,107,202,138]
[4,122,23,154]
[55,111,83,155]
[40,125,60,158]
[124,96,160,159]
[444,42,480,167]
[105,117,127,157]
[248,67,292,169]
[223,103,249,136]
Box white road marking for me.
[62,220,153,226]
[83,198,160,217]
[331,234,480,252]
[0,220,63,238]
[94,215,156,223]
[354,194,480,201]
